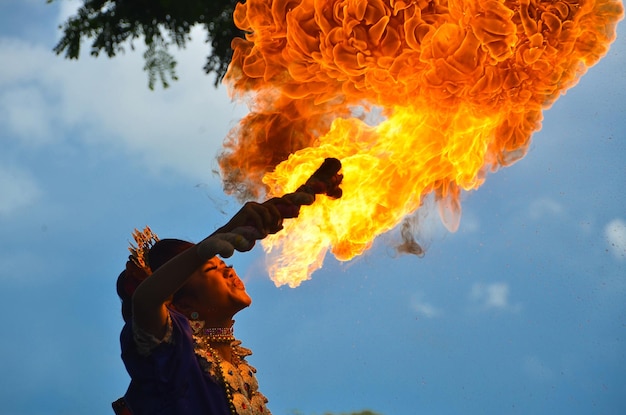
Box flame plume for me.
[220,0,624,287]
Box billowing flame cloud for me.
[220,0,623,287]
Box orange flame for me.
[221,0,624,287]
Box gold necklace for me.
[205,343,237,415]
[202,327,235,343]
[194,332,269,415]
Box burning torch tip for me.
[295,157,344,199]
[310,157,342,181]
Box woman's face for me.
[181,256,252,320]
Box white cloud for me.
[0,165,42,216]
[0,38,54,87]
[469,282,521,312]
[528,197,564,220]
[0,84,55,144]
[57,0,81,25]
[410,293,442,318]
[0,22,248,181]
[604,218,626,260]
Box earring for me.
[189,311,204,334]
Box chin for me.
[234,295,252,310]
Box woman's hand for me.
[215,199,286,236]
[214,192,315,240]
[197,232,254,260]
[215,201,280,237]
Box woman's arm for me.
[130,200,289,339]
[131,233,245,338]
[212,198,285,236]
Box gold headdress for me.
[121,226,160,298]
[118,226,160,322]
[128,226,159,276]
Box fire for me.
[220,0,624,287]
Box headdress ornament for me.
[122,226,159,298]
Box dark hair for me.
[116,238,194,322]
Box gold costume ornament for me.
[118,226,161,308]
[194,334,271,415]
[128,226,159,276]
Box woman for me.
[114,197,303,415]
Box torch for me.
[236,157,343,241]
[275,157,343,217]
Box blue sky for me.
[1,1,625,414]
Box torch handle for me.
[238,157,343,241]
[231,201,300,242]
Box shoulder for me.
[121,309,192,358]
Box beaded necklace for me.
[192,332,271,415]
[202,327,235,343]
[204,343,238,415]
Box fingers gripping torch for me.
[276,157,343,217]
[238,158,343,241]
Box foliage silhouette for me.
[48,0,244,89]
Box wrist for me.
[196,237,217,262]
